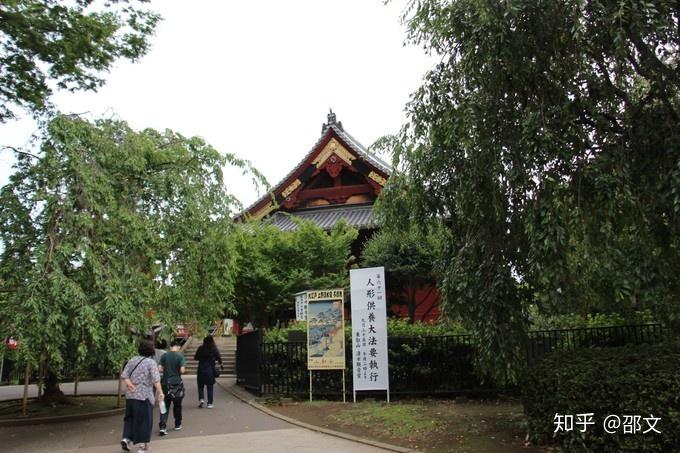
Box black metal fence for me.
[236,330,263,393]
[387,334,484,394]
[238,323,665,397]
[526,323,665,363]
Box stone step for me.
[183,353,235,358]
[179,336,236,376]
[183,346,236,351]
[184,363,235,368]
[183,362,236,368]
[184,369,235,375]
[183,356,235,361]
[183,353,236,358]
[184,361,235,368]
[183,360,234,366]
[185,358,235,364]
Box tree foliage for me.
[361,223,444,323]
[231,219,357,328]
[0,115,248,380]
[0,0,160,122]
[381,0,680,382]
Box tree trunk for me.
[116,364,124,408]
[258,311,269,329]
[42,371,64,400]
[37,353,45,399]
[22,362,30,416]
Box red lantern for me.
[6,337,17,350]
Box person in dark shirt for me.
[158,339,186,435]
[194,336,222,408]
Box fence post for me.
[256,329,263,395]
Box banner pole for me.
[342,370,346,403]
[309,370,312,402]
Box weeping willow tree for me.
[379,0,680,383]
[0,114,264,397]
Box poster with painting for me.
[307,289,345,370]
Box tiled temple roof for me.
[266,204,376,232]
[240,111,391,217]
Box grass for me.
[331,403,437,437]
[267,398,545,452]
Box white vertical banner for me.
[294,291,307,321]
[350,266,389,392]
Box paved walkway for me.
[0,377,389,452]
[0,379,122,401]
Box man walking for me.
[158,339,186,435]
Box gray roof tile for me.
[267,204,376,232]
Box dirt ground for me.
[0,395,119,419]
[266,398,549,453]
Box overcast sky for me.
[0,0,433,208]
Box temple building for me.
[238,111,439,322]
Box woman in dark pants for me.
[121,340,164,452]
[194,336,222,408]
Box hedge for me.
[527,308,657,330]
[522,341,680,452]
[263,318,467,342]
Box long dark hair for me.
[196,335,217,359]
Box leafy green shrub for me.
[263,318,467,343]
[385,318,467,337]
[528,308,656,330]
[263,321,307,343]
[522,342,680,451]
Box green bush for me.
[522,342,680,452]
[263,318,467,343]
[263,320,307,343]
[385,318,468,337]
[528,308,656,330]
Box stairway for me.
[182,336,236,378]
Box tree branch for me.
[626,27,680,88]
[1,146,39,160]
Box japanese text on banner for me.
[350,267,389,391]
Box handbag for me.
[167,382,185,400]
[213,365,221,378]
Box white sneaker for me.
[173,425,182,431]
[207,404,214,409]
[198,399,204,408]
[120,439,131,451]
[159,428,167,436]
